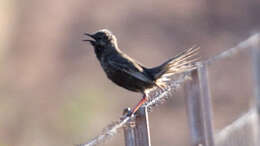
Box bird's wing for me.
[108,58,154,84]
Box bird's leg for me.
[127,93,148,117]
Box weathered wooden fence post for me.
[185,63,215,146]
[251,34,260,146]
[123,107,151,146]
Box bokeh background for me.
[1,0,260,146]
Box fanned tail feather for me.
[146,45,200,88]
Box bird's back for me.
[100,52,155,92]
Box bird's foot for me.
[123,97,147,118]
[123,107,134,117]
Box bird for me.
[83,29,199,116]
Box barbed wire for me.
[204,33,260,65]
[78,73,190,146]
[78,116,131,146]
[215,108,257,144]
[78,33,260,146]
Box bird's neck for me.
[95,45,121,61]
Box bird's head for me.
[83,29,118,49]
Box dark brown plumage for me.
[83,29,199,116]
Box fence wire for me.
[78,33,260,146]
[78,74,190,146]
[204,33,260,65]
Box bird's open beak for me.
[82,33,95,43]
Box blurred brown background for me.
[1,0,260,146]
